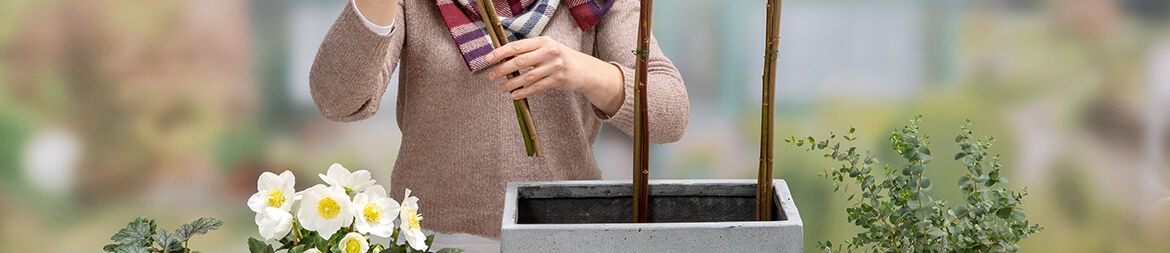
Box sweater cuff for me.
[596,62,637,130]
[352,0,394,36]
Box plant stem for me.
[631,0,653,223]
[473,0,543,157]
[292,220,302,246]
[392,228,400,246]
[757,0,783,221]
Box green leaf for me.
[289,245,306,253]
[176,217,224,241]
[152,229,182,252]
[974,174,990,183]
[435,248,465,253]
[247,237,275,253]
[926,229,945,239]
[953,152,966,160]
[996,207,1012,219]
[111,217,156,247]
[424,234,437,251]
[301,231,328,249]
[907,163,926,173]
[1010,210,1027,221]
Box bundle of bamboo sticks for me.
[757,0,783,221]
[474,0,544,157]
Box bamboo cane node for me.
[764,50,780,59]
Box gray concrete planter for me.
[500,179,803,252]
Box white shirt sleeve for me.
[353,0,394,36]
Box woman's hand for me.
[485,36,626,116]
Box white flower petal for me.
[256,172,279,191]
[404,228,428,250]
[256,207,293,241]
[247,192,269,213]
[318,173,336,186]
[347,170,375,192]
[318,163,347,187]
[277,170,295,186]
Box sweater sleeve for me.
[591,0,690,143]
[309,0,406,122]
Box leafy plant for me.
[787,116,1042,252]
[104,217,223,253]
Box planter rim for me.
[501,179,803,229]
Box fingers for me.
[485,36,552,64]
[509,70,566,100]
[497,59,564,93]
[488,45,561,81]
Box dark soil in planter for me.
[515,183,787,224]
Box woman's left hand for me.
[485,36,625,116]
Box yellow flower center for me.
[405,209,421,230]
[266,189,286,208]
[363,203,382,222]
[317,197,340,219]
[344,239,362,253]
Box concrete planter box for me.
[500,179,803,252]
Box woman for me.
[309,0,688,249]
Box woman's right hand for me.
[354,0,399,27]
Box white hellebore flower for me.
[399,189,427,250]
[318,163,376,194]
[247,171,296,213]
[297,184,354,239]
[339,232,370,253]
[353,185,400,238]
[254,207,293,241]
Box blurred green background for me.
[2,0,1169,251]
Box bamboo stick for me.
[757,0,783,221]
[474,0,544,157]
[632,0,653,223]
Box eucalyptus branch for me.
[789,116,1042,252]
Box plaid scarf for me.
[437,0,616,71]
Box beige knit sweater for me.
[310,0,688,238]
